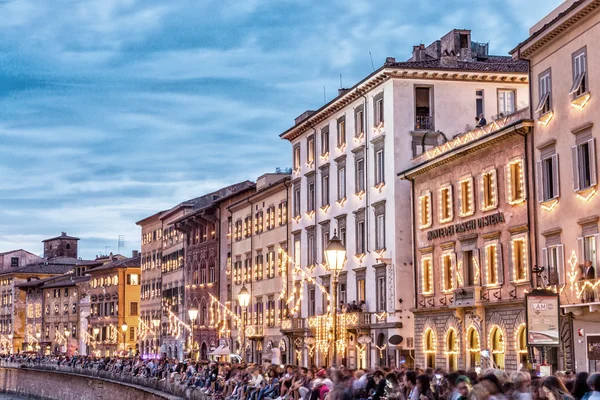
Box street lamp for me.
[121,323,128,356]
[238,285,251,361]
[324,230,346,367]
[152,318,160,356]
[188,307,198,361]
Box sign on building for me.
[526,291,560,346]
[588,335,600,361]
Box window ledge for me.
[571,92,591,109]
[576,186,597,202]
[510,280,530,286]
[483,284,502,290]
[537,110,554,126]
[420,293,434,298]
[540,198,559,211]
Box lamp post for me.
[35,332,41,355]
[121,323,128,356]
[237,285,250,361]
[65,328,71,356]
[152,318,160,357]
[324,230,346,367]
[188,307,198,361]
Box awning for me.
[208,345,230,356]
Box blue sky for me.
[0,0,562,260]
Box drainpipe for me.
[360,91,370,253]
[409,177,418,312]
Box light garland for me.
[571,92,591,109]
[511,237,528,283]
[458,177,474,217]
[440,253,454,292]
[541,198,559,212]
[372,121,384,135]
[336,197,347,207]
[577,188,597,202]
[419,191,432,229]
[439,186,453,223]
[375,344,387,359]
[466,325,480,352]
[538,111,554,126]
[353,132,365,144]
[488,325,505,354]
[506,159,526,205]
[421,256,434,294]
[373,182,385,192]
[444,327,459,355]
[423,328,436,354]
[484,243,499,286]
[480,169,498,211]
[515,323,527,354]
[320,152,330,162]
[354,190,365,200]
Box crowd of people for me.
[2,354,600,400]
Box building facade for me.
[279,29,529,369]
[227,173,290,364]
[513,0,600,372]
[400,110,534,372]
[0,250,42,273]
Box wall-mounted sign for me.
[526,291,560,347]
[427,212,505,241]
[587,335,600,360]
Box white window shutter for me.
[577,237,585,265]
[572,145,580,191]
[557,244,565,285]
[552,154,560,198]
[496,243,504,285]
[589,138,597,187]
[448,185,454,220]
[479,174,485,209]
[536,160,544,203]
[542,247,549,283]
[492,168,498,207]
[482,246,489,286]
[451,252,458,290]
[418,260,424,294]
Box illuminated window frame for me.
[506,159,526,205]
[440,252,456,293]
[480,168,498,211]
[458,176,475,217]
[421,255,434,295]
[419,191,432,229]
[510,236,529,283]
[484,242,501,286]
[439,185,454,224]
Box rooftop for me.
[90,255,141,272]
[42,232,79,242]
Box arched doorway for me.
[377,333,386,366]
[516,324,528,368]
[466,326,481,369]
[201,342,208,360]
[423,328,436,368]
[446,328,458,371]
[489,326,505,369]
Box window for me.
[480,169,498,211]
[476,90,484,117]
[10,257,18,268]
[484,243,502,286]
[321,127,330,156]
[254,211,263,234]
[278,201,287,225]
[572,139,597,191]
[266,250,275,278]
[130,302,138,316]
[570,48,587,98]
[415,87,432,130]
[266,206,275,230]
[337,166,346,200]
[294,237,301,270]
[578,235,598,273]
[374,93,384,126]
[293,185,301,217]
[377,276,386,311]
[355,108,364,138]
[321,174,330,207]
[307,232,315,267]
[439,186,453,223]
[356,220,365,255]
[337,117,346,148]
[537,154,560,202]
[419,191,432,228]
[293,145,301,170]
[458,177,474,216]
[63,303,68,315]
[357,279,365,302]
[307,181,315,212]
[339,282,347,304]
[506,159,526,204]
[542,245,564,285]
[424,328,436,368]
[308,287,316,316]
[536,71,552,116]
[441,253,455,292]
[307,136,315,164]
[127,274,139,285]
[510,237,528,283]
[421,256,433,295]
[129,326,135,341]
[321,227,330,263]
[498,90,515,115]
[254,254,263,281]
[375,214,386,250]
[355,157,365,192]
[375,149,385,184]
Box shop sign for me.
[427,212,505,241]
[587,335,600,360]
[525,291,560,346]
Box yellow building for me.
[87,254,141,357]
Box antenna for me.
[369,51,375,71]
[339,74,343,89]
[118,235,125,254]
[104,246,110,256]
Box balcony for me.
[245,324,264,338]
[452,287,482,307]
[562,278,600,313]
[415,115,433,131]
[280,318,305,333]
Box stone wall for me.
[0,366,183,400]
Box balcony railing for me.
[245,324,264,338]
[415,115,433,131]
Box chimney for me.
[338,88,351,97]
[385,57,396,65]
[440,51,458,68]
[411,44,427,62]
[294,110,316,125]
[61,232,67,236]
[132,250,139,258]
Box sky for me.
[0,0,563,260]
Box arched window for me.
[446,328,458,371]
[466,326,481,369]
[424,328,436,368]
[200,261,207,284]
[516,324,528,367]
[489,325,505,369]
[66,243,71,250]
[200,301,207,326]
[208,259,215,283]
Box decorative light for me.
[355,253,366,263]
[514,323,527,355]
[458,177,474,217]
[484,243,499,286]
[480,169,498,211]
[571,92,591,109]
[421,256,434,295]
[336,197,347,207]
[423,328,436,354]
[466,325,480,352]
[538,111,554,126]
[438,186,453,223]
[372,121,384,135]
[444,327,459,355]
[320,152,330,162]
[506,159,526,205]
[336,143,347,153]
[511,237,528,283]
[375,311,387,322]
[354,189,365,200]
[238,285,250,308]
[488,325,505,354]
[577,188,597,202]
[306,210,315,219]
[353,132,365,144]
[320,204,330,213]
[373,182,385,192]
[419,191,432,229]
[541,198,559,211]
[440,253,454,292]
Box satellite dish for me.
[389,335,403,345]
